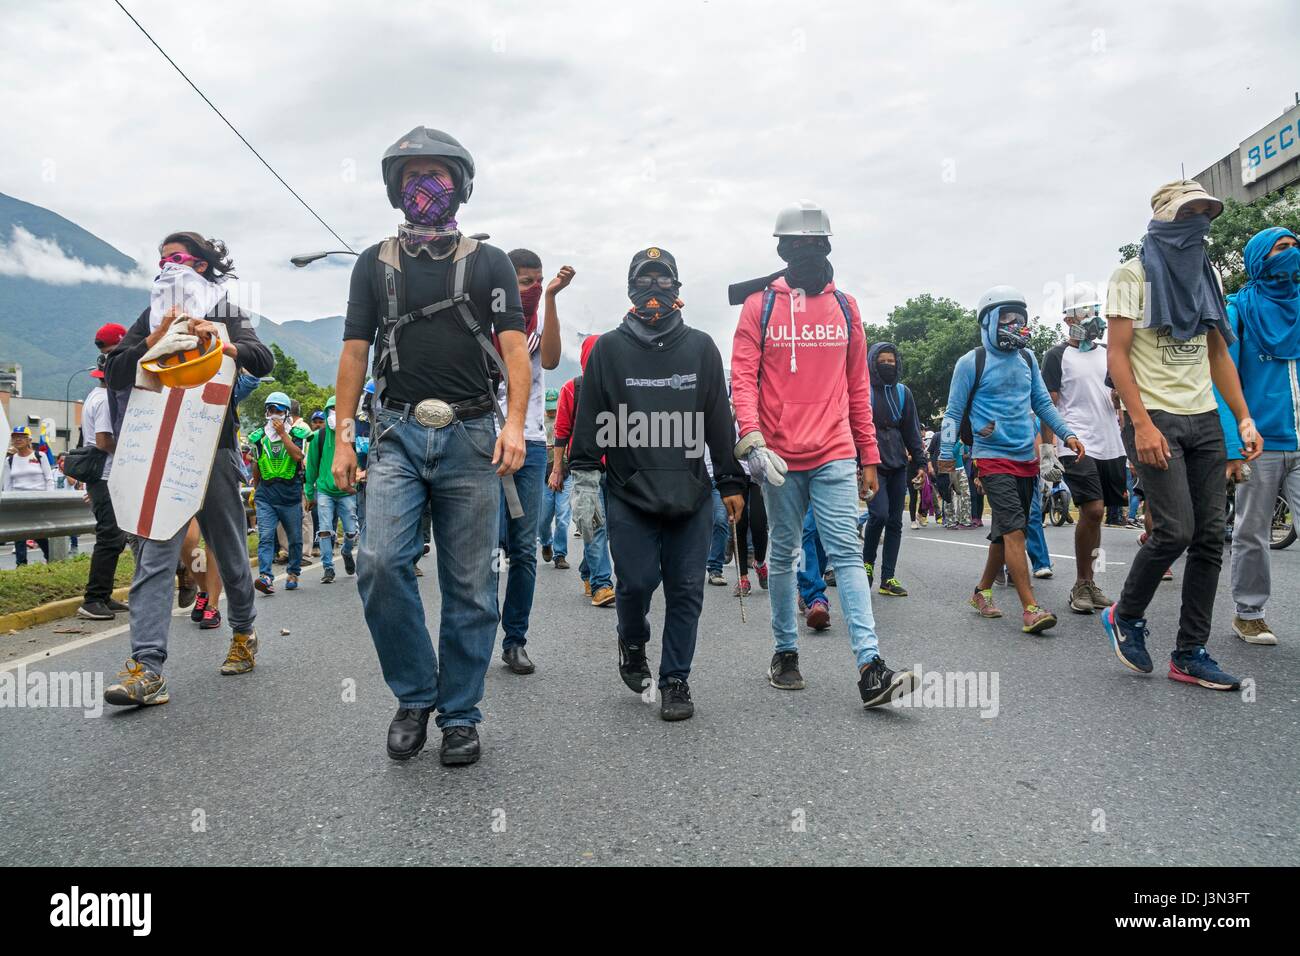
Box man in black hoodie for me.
[861,342,928,597]
[569,247,745,721]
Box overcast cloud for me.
[2,0,1298,361]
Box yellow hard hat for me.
[141,335,224,389]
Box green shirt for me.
[305,425,350,499]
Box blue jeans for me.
[1027,480,1051,573]
[357,410,500,726]
[315,492,358,570]
[1126,467,1140,521]
[539,471,571,558]
[797,505,828,606]
[255,486,302,577]
[765,459,881,668]
[499,440,547,648]
[706,486,728,574]
[578,475,613,590]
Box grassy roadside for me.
[0,533,259,617]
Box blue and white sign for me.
[1240,102,1300,186]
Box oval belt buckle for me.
[414,399,454,429]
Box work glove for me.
[136,320,202,389]
[1038,443,1064,483]
[734,431,788,487]
[571,469,605,541]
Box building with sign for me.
[1193,98,1300,206]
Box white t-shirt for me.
[5,448,54,490]
[81,386,115,479]
[1041,342,1125,461]
[497,346,546,444]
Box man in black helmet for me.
[332,126,530,767]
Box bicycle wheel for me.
[1270,496,1296,550]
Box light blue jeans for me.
[539,471,571,558]
[315,492,358,570]
[357,409,501,727]
[1027,479,1051,574]
[764,458,880,668]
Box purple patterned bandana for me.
[400,172,458,229]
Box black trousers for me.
[84,479,127,603]
[862,465,908,579]
[736,479,768,574]
[606,492,711,687]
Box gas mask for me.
[1066,310,1107,351]
[989,306,1031,352]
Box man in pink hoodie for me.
[730,202,918,708]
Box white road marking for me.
[909,535,1126,566]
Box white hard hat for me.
[976,285,1028,323]
[773,201,832,237]
[1063,281,1102,317]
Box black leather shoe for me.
[386,706,433,761]
[502,645,535,674]
[440,726,481,766]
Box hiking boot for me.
[254,572,275,595]
[618,641,651,693]
[1069,582,1095,613]
[858,656,918,708]
[756,562,768,589]
[805,599,831,631]
[1021,605,1057,634]
[660,678,695,721]
[190,592,209,623]
[970,587,1002,618]
[200,608,222,630]
[768,651,805,690]
[322,567,336,584]
[387,706,432,761]
[554,555,570,570]
[1101,606,1152,674]
[591,586,615,607]
[103,660,169,707]
[1232,616,1277,646]
[343,551,356,575]
[1085,581,1113,609]
[220,631,258,675]
[582,579,591,596]
[878,578,908,597]
[542,545,553,563]
[708,571,727,586]
[77,601,115,621]
[734,576,752,597]
[1168,648,1240,691]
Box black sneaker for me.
[322,567,336,584]
[660,678,695,721]
[190,592,209,623]
[343,552,356,575]
[76,601,115,621]
[858,656,918,708]
[618,641,652,693]
[105,597,129,612]
[768,651,805,690]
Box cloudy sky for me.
[2,0,1298,362]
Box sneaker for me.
[993,568,1008,587]
[274,550,288,565]
[708,572,727,587]
[971,518,984,528]
[311,546,321,557]
[864,562,874,587]
[190,592,209,623]
[300,557,314,568]
[76,601,115,621]
[660,678,695,721]
[618,640,651,692]
[583,579,591,596]
[1232,616,1277,646]
[254,572,275,594]
[1169,648,1240,691]
[1084,581,1113,609]
[878,577,908,597]
[910,520,920,530]
[805,599,831,631]
[554,555,570,570]
[322,567,335,584]
[103,660,169,707]
[285,574,299,591]
[200,608,222,630]
[1162,567,1174,582]
[591,586,616,607]
[858,656,918,708]
[1033,566,1054,579]
[824,567,837,587]
[724,538,734,566]
[734,576,752,597]
[343,552,356,575]
[1021,605,1057,634]
[220,631,258,675]
[1069,582,1095,614]
[918,515,928,527]
[756,562,768,589]
[542,545,553,563]
[1100,605,1152,674]
[970,587,1002,618]
[768,651,805,690]
[105,598,129,612]
[944,521,958,530]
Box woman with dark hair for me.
[101,232,273,708]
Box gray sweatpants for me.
[1231,450,1300,620]
[126,449,256,673]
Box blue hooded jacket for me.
[939,315,1074,462]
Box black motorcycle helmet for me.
[381,126,475,209]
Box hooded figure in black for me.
[569,247,745,722]
[860,342,928,595]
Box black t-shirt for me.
[343,240,525,405]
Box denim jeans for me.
[539,471,571,558]
[765,459,881,668]
[357,409,501,726]
[797,505,828,606]
[1126,467,1141,521]
[1230,450,1300,620]
[578,475,613,590]
[499,440,547,648]
[1117,410,1226,651]
[706,486,728,574]
[315,492,358,570]
[1026,479,1051,573]
[255,486,302,577]
[862,465,907,580]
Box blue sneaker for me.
[1169,648,1240,691]
[1101,605,1152,674]
[284,574,299,591]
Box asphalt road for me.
[1,522,1296,866]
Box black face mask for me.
[778,236,833,294]
[878,364,898,386]
[628,283,680,323]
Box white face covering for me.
[327,410,336,430]
[149,261,226,331]
[265,414,286,441]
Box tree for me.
[1026,322,1063,361]
[871,294,980,424]
[237,343,334,431]
[1116,187,1300,294]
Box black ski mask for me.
[878,363,898,386]
[777,236,833,294]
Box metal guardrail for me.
[0,488,256,541]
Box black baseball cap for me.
[628,246,679,283]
